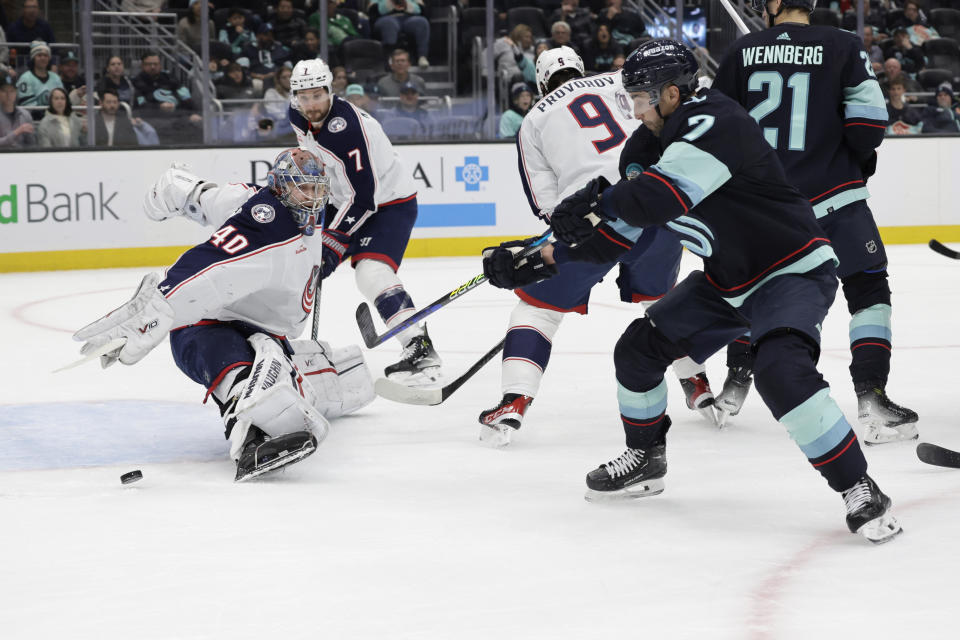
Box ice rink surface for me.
[2,245,959,639]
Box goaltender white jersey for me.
[289,96,416,235]
[517,70,639,220]
[156,185,323,338]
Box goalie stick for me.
[374,338,505,405]
[355,231,553,349]
[929,239,960,260]
[916,442,960,469]
[53,337,128,373]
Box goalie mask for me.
[267,148,330,236]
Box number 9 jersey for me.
[517,70,639,221]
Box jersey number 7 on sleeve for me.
[567,94,627,153]
[747,71,811,151]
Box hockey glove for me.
[73,272,176,367]
[860,150,878,184]
[143,162,213,224]
[550,176,613,246]
[563,222,635,264]
[320,228,351,279]
[482,236,558,290]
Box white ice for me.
[2,246,959,639]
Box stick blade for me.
[355,303,380,348]
[53,337,128,373]
[929,239,960,259]
[917,442,960,468]
[374,378,443,406]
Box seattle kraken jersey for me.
[713,22,887,218]
[289,96,416,235]
[158,188,323,337]
[517,70,640,219]
[606,88,836,307]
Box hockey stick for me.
[311,270,322,340]
[53,337,128,373]
[929,239,960,260]
[917,442,960,468]
[718,0,752,36]
[374,338,505,406]
[355,231,553,349]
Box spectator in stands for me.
[920,85,960,133]
[37,87,84,147]
[133,51,201,124]
[331,65,348,96]
[881,58,921,95]
[291,27,321,65]
[372,0,431,68]
[321,0,365,49]
[582,23,623,73]
[241,23,291,81]
[216,62,259,106]
[5,0,54,45]
[385,80,433,128]
[493,24,536,86]
[889,27,924,76]
[862,25,883,75]
[177,0,216,55]
[57,50,82,94]
[611,52,625,70]
[498,81,531,139]
[345,83,371,112]
[886,75,920,126]
[263,63,292,123]
[0,74,35,147]
[219,7,255,57]
[546,21,578,53]
[98,55,135,106]
[94,88,138,146]
[900,1,939,46]
[0,25,15,80]
[272,0,307,48]
[596,0,646,48]
[16,41,61,113]
[377,48,426,97]
[120,0,165,14]
[548,0,592,49]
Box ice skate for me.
[857,386,918,446]
[234,426,318,482]
[585,422,669,502]
[679,372,718,426]
[715,366,753,427]
[478,393,533,447]
[841,474,902,544]
[384,327,442,385]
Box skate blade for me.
[856,513,903,545]
[696,406,720,427]
[478,425,513,448]
[863,423,920,446]
[235,440,317,482]
[584,478,665,502]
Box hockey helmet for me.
[749,0,816,14]
[622,39,700,113]
[267,148,330,236]
[535,45,584,95]
[290,58,333,111]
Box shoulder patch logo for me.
[625,163,644,180]
[251,203,276,224]
[328,116,348,133]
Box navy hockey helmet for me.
[267,148,330,236]
[749,0,816,14]
[622,39,699,112]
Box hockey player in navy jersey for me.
[287,58,441,385]
[75,149,376,482]
[484,40,901,543]
[710,0,918,444]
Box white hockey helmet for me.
[535,45,584,95]
[290,58,333,111]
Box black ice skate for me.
[234,426,318,482]
[679,372,717,426]
[478,393,533,447]
[857,386,919,446]
[842,474,902,544]
[384,327,442,385]
[585,423,669,502]
[715,366,753,427]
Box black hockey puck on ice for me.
[120,470,143,485]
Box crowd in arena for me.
[0,0,958,149]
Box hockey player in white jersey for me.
[287,58,442,385]
[76,149,376,481]
[477,46,715,447]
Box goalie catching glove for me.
[73,272,176,367]
[482,236,558,290]
[143,162,215,225]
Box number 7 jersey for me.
[517,70,639,220]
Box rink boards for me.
[0,136,958,272]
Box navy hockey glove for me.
[563,222,635,265]
[320,228,350,279]
[482,236,558,290]
[550,176,613,246]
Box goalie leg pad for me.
[289,339,375,419]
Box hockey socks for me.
[848,303,892,388]
[618,378,670,450]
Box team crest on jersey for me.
[251,204,275,223]
[328,117,347,133]
[625,163,644,180]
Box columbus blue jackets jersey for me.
[712,23,887,218]
[158,188,323,337]
[605,88,836,307]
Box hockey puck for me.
[120,470,143,485]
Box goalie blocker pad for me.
[289,339,375,419]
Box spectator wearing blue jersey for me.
[16,41,62,113]
[498,81,531,139]
[240,23,291,81]
[219,7,255,57]
[372,0,431,68]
